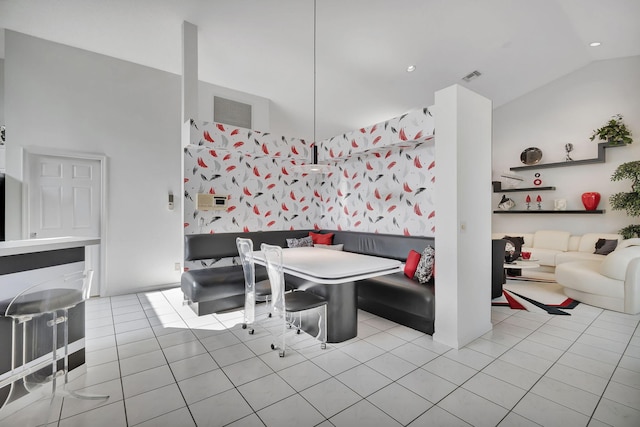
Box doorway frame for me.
[22,146,109,296]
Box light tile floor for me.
[1,285,639,427]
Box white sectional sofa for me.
[556,239,640,314]
[492,230,623,281]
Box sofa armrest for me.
[625,258,640,314]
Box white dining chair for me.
[236,237,272,334]
[260,243,327,357]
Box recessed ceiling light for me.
[406,65,416,72]
[589,42,601,47]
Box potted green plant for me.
[610,160,640,239]
[590,114,633,146]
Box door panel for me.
[27,154,102,295]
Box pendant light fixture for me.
[292,0,332,174]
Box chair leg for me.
[321,304,327,350]
[59,309,109,401]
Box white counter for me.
[0,236,100,257]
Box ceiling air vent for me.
[462,70,482,82]
[213,96,252,129]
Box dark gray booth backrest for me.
[184,230,313,261]
[184,229,434,262]
[332,230,434,261]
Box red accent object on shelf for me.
[525,195,531,203]
[536,195,542,202]
[581,192,601,211]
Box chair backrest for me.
[260,243,285,316]
[236,237,256,290]
[5,270,93,321]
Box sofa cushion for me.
[557,261,624,298]
[600,246,640,281]
[594,239,618,255]
[577,233,622,253]
[286,236,314,248]
[503,236,524,262]
[415,246,435,284]
[357,272,434,318]
[404,250,421,278]
[181,265,269,302]
[533,230,570,251]
[310,231,334,245]
[556,251,605,266]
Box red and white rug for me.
[492,280,579,315]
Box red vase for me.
[581,192,601,211]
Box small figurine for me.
[536,195,542,210]
[526,195,531,210]
[498,195,516,210]
[565,143,574,161]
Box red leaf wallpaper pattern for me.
[184,110,435,270]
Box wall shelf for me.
[494,186,555,193]
[493,210,605,214]
[509,142,624,171]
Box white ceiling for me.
[1,0,638,140]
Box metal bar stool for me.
[0,270,108,412]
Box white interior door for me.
[27,153,103,296]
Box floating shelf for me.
[510,142,624,171]
[493,210,605,214]
[494,186,555,193]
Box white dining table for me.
[252,246,403,342]
[252,246,402,284]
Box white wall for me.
[492,56,640,235]
[4,31,184,295]
[434,85,493,349]
[0,57,5,126]
[2,31,298,296]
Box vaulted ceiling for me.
[1,0,638,140]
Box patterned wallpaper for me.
[317,108,435,235]
[183,110,435,268]
[184,121,321,236]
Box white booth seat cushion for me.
[533,230,570,251]
[525,247,561,267]
[577,233,623,253]
[556,261,624,299]
[556,251,606,266]
[600,246,640,281]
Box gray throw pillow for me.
[415,246,435,284]
[594,238,617,255]
[286,236,314,248]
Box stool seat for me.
[2,289,83,318]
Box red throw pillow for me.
[309,232,334,245]
[404,250,421,278]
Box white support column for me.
[433,84,493,349]
[182,21,198,125]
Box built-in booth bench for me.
[181,230,436,334]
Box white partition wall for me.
[433,85,493,349]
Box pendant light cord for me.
[313,0,317,163]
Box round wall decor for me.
[520,147,543,165]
